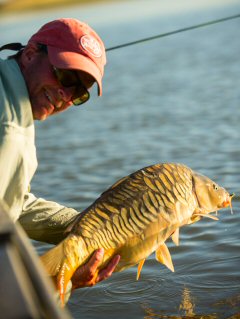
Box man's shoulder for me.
[0,58,33,129]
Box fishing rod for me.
[1,14,239,54]
[106,13,240,52]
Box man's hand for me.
[71,248,120,289]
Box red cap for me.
[28,18,106,95]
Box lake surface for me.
[1,0,240,318]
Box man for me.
[0,18,120,300]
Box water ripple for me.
[103,272,158,302]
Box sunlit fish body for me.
[40,163,232,304]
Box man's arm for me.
[19,193,78,244]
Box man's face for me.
[21,46,95,120]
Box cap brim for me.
[47,46,103,96]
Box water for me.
[1,0,240,318]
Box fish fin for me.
[64,215,78,234]
[171,228,180,246]
[155,243,174,272]
[40,240,79,306]
[101,176,129,195]
[194,213,219,221]
[136,259,146,281]
[40,241,65,276]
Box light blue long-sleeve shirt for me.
[0,58,78,244]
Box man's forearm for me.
[19,193,79,244]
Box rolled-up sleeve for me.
[19,193,79,244]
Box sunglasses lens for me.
[54,68,78,87]
[53,67,90,106]
[72,87,90,106]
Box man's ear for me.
[20,42,39,68]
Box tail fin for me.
[40,241,79,306]
[40,242,65,276]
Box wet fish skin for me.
[40,163,231,305]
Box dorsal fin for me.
[102,176,129,194]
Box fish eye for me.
[213,183,219,191]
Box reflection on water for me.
[142,286,240,319]
[142,304,217,319]
[141,286,197,318]
[1,0,240,318]
[179,287,195,317]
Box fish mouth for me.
[221,200,230,208]
[221,193,234,210]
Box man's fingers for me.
[86,248,105,273]
[97,254,121,282]
[71,250,120,289]
[72,248,104,287]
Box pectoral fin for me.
[136,259,146,281]
[171,228,179,246]
[194,213,219,221]
[155,243,174,272]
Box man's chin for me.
[35,115,48,121]
[32,105,53,121]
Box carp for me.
[40,163,232,305]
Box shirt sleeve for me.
[18,193,79,244]
[0,125,37,222]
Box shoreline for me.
[0,0,110,16]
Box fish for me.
[40,163,232,305]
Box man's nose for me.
[58,87,74,102]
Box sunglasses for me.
[53,67,90,106]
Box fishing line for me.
[106,13,240,51]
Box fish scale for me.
[40,163,232,306]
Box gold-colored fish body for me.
[40,163,231,305]
[67,164,196,271]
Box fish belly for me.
[114,218,176,272]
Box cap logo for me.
[80,35,102,58]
